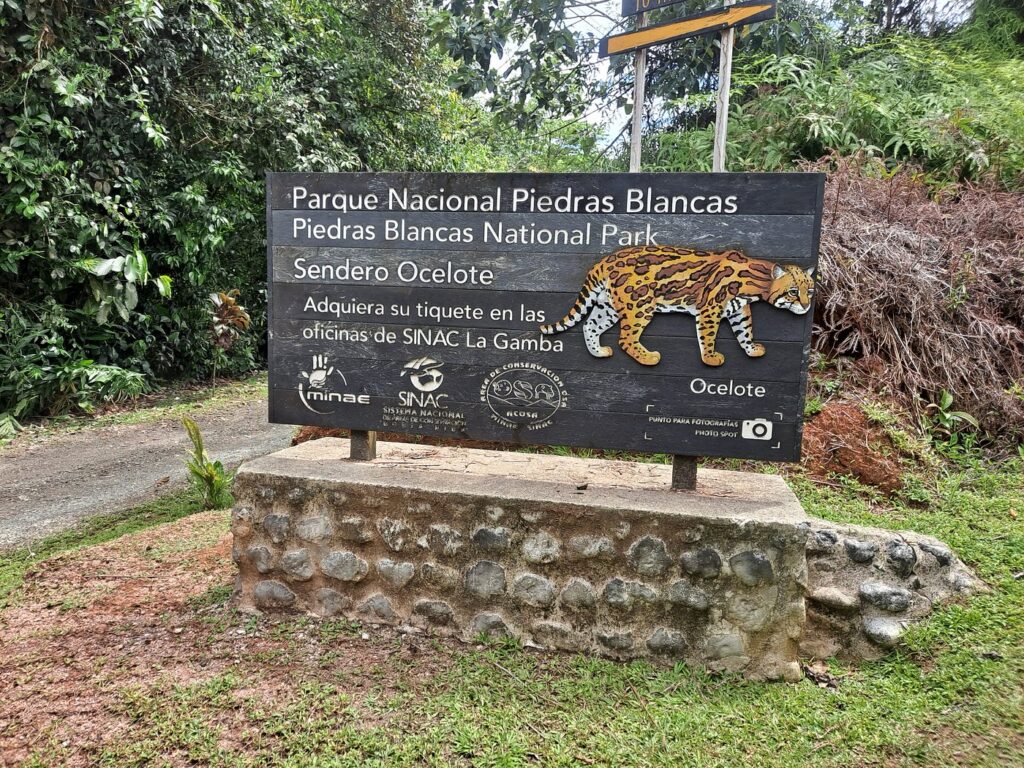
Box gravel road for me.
[0,399,293,550]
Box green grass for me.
[0,487,205,609]
[0,373,267,450]
[61,459,1024,767]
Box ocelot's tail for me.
[539,263,606,335]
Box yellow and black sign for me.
[620,0,690,17]
[600,0,776,58]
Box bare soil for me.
[0,511,449,766]
[801,401,908,493]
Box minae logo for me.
[297,354,369,413]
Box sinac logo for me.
[402,356,444,392]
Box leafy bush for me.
[650,12,1024,188]
[0,0,492,424]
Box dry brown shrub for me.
[809,155,1024,441]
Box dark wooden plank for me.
[268,388,802,461]
[270,284,815,344]
[267,357,803,419]
[270,211,816,255]
[268,318,812,381]
[271,246,818,288]
[268,172,824,216]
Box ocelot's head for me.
[768,264,815,315]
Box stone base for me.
[231,439,983,681]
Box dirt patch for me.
[0,511,452,766]
[801,401,908,493]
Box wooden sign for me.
[620,0,689,17]
[267,172,824,461]
[600,0,776,58]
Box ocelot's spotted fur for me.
[539,246,815,366]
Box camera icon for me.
[741,418,774,441]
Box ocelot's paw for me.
[746,343,766,358]
[625,348,661,366]
[702,352,725,366]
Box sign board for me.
[267,172,824,461]
[601,0,777,57]
[620,0,690,17]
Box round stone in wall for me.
[859,581,912,612]
[262,513,291,544]
[413,599,454,625]
[428,524,463,556]
[567,535,616,560]
[471,526,512,553]
[377,518,413,552]
[338,516,373,544]
[295,516,333,543]
[808,586,859,613]
[729,551,775,587]
[863,616,905,648]
[315,588,352,617]
[358,593,397,623]
[919,542,952,567]
[512,573,556,608]
[602,578,658,610]
[377,559,416,589]
[680,547,722,579]
[706,633,744,659]
[421,562,460,590]
[596,630,634,652]
[253,580,296,610]
[322,550,369,582]
[886,538,918,577]
[281,548,315,581]
[559,578,597,611]
[465,560,507,598]
[627,535,673,576]
[647,627,687,655]
[805,528,838,554]
[532,620,581,651]
[246,545,274,574]
[665,580,710,611]
[844,539,878,564]
[286,487,310,504]
[522,531,561,564]
[470,612,512,638]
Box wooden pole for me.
[626,12,698,491]
[712,1,735,173]
[350,429,376,461]
[628,13,647,173]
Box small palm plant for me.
[182,415,234,509]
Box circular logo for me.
[481,363,567,430]
[402,356,444,392]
